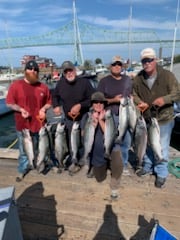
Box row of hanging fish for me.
[22,123,68,173]
[117,96,166,169]
[22,125,52,173]
[21,96,166,173]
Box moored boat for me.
[0,85,12,116]
[0,73,24,84]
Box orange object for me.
[36,115,45,125]
[137,104,149,113]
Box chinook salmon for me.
[116,97,129,143]
[133,115,147,168]
[71,121,81,164]
[54,122,68,169]
[79,113,96,166]
[36,125,50,173]
[104,109,117,159]
[148,117,165,164]
[22,129,34,169]
[127,96,138,133]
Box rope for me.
[7,138,18,149]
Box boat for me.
[0,72,24,83]
[0,85,12,116]
[95,64,109,74]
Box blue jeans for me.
[142,120,174,178]
[16,131,29,174]
[16,130,39,174]
[113,114,132,167]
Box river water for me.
[0,112,18,149]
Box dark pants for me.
[93,150,123,190]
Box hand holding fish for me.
[70,103,81,116]
[53,106,62,115]
[38,108,46,120]
[137,102,149,113]
[108,94,122,104]
[92,110,105,129]
[152,97,165,107]
[91,111,99,127]
[114,94,122,103]
[20,108,30,118]
[98,109,106,121]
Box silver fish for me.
[116,97,129,143]
[71,121,81,164]
[133,115,147,168]
[79,113,96,165]
[127,96,138,133]
[104,109,117,159]
[148,117,164,164]
[22,128,34,169]
[55,122,68,168]
[36,125,50,173]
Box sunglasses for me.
[93,100,105,104]
[141,58,154,64]
[111,61,122,67]
[26,67,39,72]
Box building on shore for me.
[20,55,57,69]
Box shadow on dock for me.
[17,181,64,239]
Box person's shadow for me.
[16,181,64,239]
[130,215,156,240]
[93,204,126,240]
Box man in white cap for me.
[133,47,180,188]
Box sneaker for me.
[136,168,150,177]
[155,176,166,188]
[86,168,94,178]
[16,173,24,182]
[68,163,81,176]
[110,189,119,200]
[122,168,130,176]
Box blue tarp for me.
[150,223,177,240]
[155,225,177,240]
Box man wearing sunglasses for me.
[133,47,180,188]
[97,56,132,176]
[6,60,52,181]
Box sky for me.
[0,0,179,68]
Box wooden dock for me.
[0,147,179,240]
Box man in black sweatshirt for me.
[52,60,95,174]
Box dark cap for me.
[25,60,39,72]
[61,61,75,73]
[91,92,107,103]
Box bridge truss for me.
[0,20,179,64]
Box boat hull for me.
[0,98,12,116]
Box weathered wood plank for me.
[0,146,179,239]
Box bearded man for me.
[52,60,94,174]
[6,60,51,181]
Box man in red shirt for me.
[6,60,51,181]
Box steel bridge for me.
[0,20,179,64]
[1,20,179,49]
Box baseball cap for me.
[140,48,156,60]
[91,92,107,103]
[25,60,39,72]
[111,56,123,65]
[61,61,75,73]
